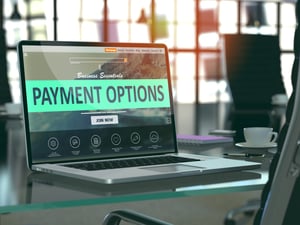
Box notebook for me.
[177,134,233,146]
[17,40,260,184]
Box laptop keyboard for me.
[64,155,200,171]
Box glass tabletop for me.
[0,118,271,214]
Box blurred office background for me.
[1,0,297,135]
[0,1,297,224]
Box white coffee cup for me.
[243,127,278,146]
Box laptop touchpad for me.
[141,164,205,173]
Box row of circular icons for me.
[47,131,160,151]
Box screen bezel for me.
[17,40,178,168]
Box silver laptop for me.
[17,40,260,184]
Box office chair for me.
[222,33,287,225]
[223,34,286,143]
[102,209,173,225]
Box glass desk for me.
[0,117,271,214]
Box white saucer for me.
[235,142,277,148]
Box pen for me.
[224,153,265,157]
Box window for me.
[3,0,297,103]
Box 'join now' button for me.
[91,115,119,125]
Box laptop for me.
[17,40,260,184]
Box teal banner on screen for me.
[25,79,170,112]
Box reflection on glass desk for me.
[0,117,272,214]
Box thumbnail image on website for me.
[22,45,176,163]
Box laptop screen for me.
[18,41,177,164]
